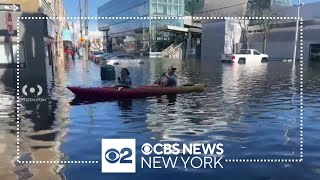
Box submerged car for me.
[221,49,268,64]
[90,51,105,62]
[96,53,112,63]
[98,53,120,65]
[106,54,145,66]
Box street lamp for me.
[293,0,303,62]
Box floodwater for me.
[0,57,320,180]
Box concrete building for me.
[0,0,68,179]
[248,2,320,62]
[186,0,249,17]
[97,0,187,56]
[201,1,320,63]
[0,0,69,86]
[249,0,292,16]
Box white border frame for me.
[16,16,303,164]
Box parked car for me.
[90,51,104,62]
[96,53,114,65]
[221,49,268,64]
[106,54,145,66]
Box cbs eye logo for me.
[105,148,132,164]
[101,139,136,173]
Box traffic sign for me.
[6,12,14,35]
[0,3,21,12]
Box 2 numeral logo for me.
[105,148,132,164]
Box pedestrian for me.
[117,68,132,91]
[65,46,70,60]
[71,48,75,61]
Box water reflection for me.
[1,57,320,179]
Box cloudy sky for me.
[69,21,103,44]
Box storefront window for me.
[0,42,26,68]
[158,4,164,14]
[151,3,157,15]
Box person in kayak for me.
[117,68,132,90]
[154,67,177,87]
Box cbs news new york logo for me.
[101,139,224,173]
[101,139,136,173]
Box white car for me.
[221,49,268,64]
[106,54,145,66]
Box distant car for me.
[96,53,115,65]
[221,49,268,64]
[106,54,145,66]
[90,51,104,62]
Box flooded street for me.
[1,58,320,179]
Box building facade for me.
[97,0,185,54]
[186,0,249,17]
[0,2,69,178]
[249,0,292,17]
[201,1,320,63]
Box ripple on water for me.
[2,59,320,179]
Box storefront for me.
[43,19,56,79]
[62,29,73,49]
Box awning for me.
[98,25,110,31]
[156,25,202,34]
[62,29,72,42]
[156,25,188,33]
[109,31,135,38]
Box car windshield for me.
[102,53,110,57]
[93,51,104,55]
[116,55,135,59]
[238,50,251,54]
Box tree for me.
[237,18,249,49]
[237,7,250,49]
[249,0,279,53]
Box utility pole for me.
[84,0,89,61]
[72,21,75,46]
[79,0,83,38]
[293,0,301,62]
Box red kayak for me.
[67,84,205,101]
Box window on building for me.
[151,3,157,15]
[0,42,26,68]
[167,6,172,15]
[158,4,164,14]
[172,5,177,15]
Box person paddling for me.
[154,67,177,87]
[117,68,132,91]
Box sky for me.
[63,0,320,41]
[63,0,320,21]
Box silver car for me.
[106,54,145,66]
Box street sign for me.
[0,3,21,12]
[6,12,14,35]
